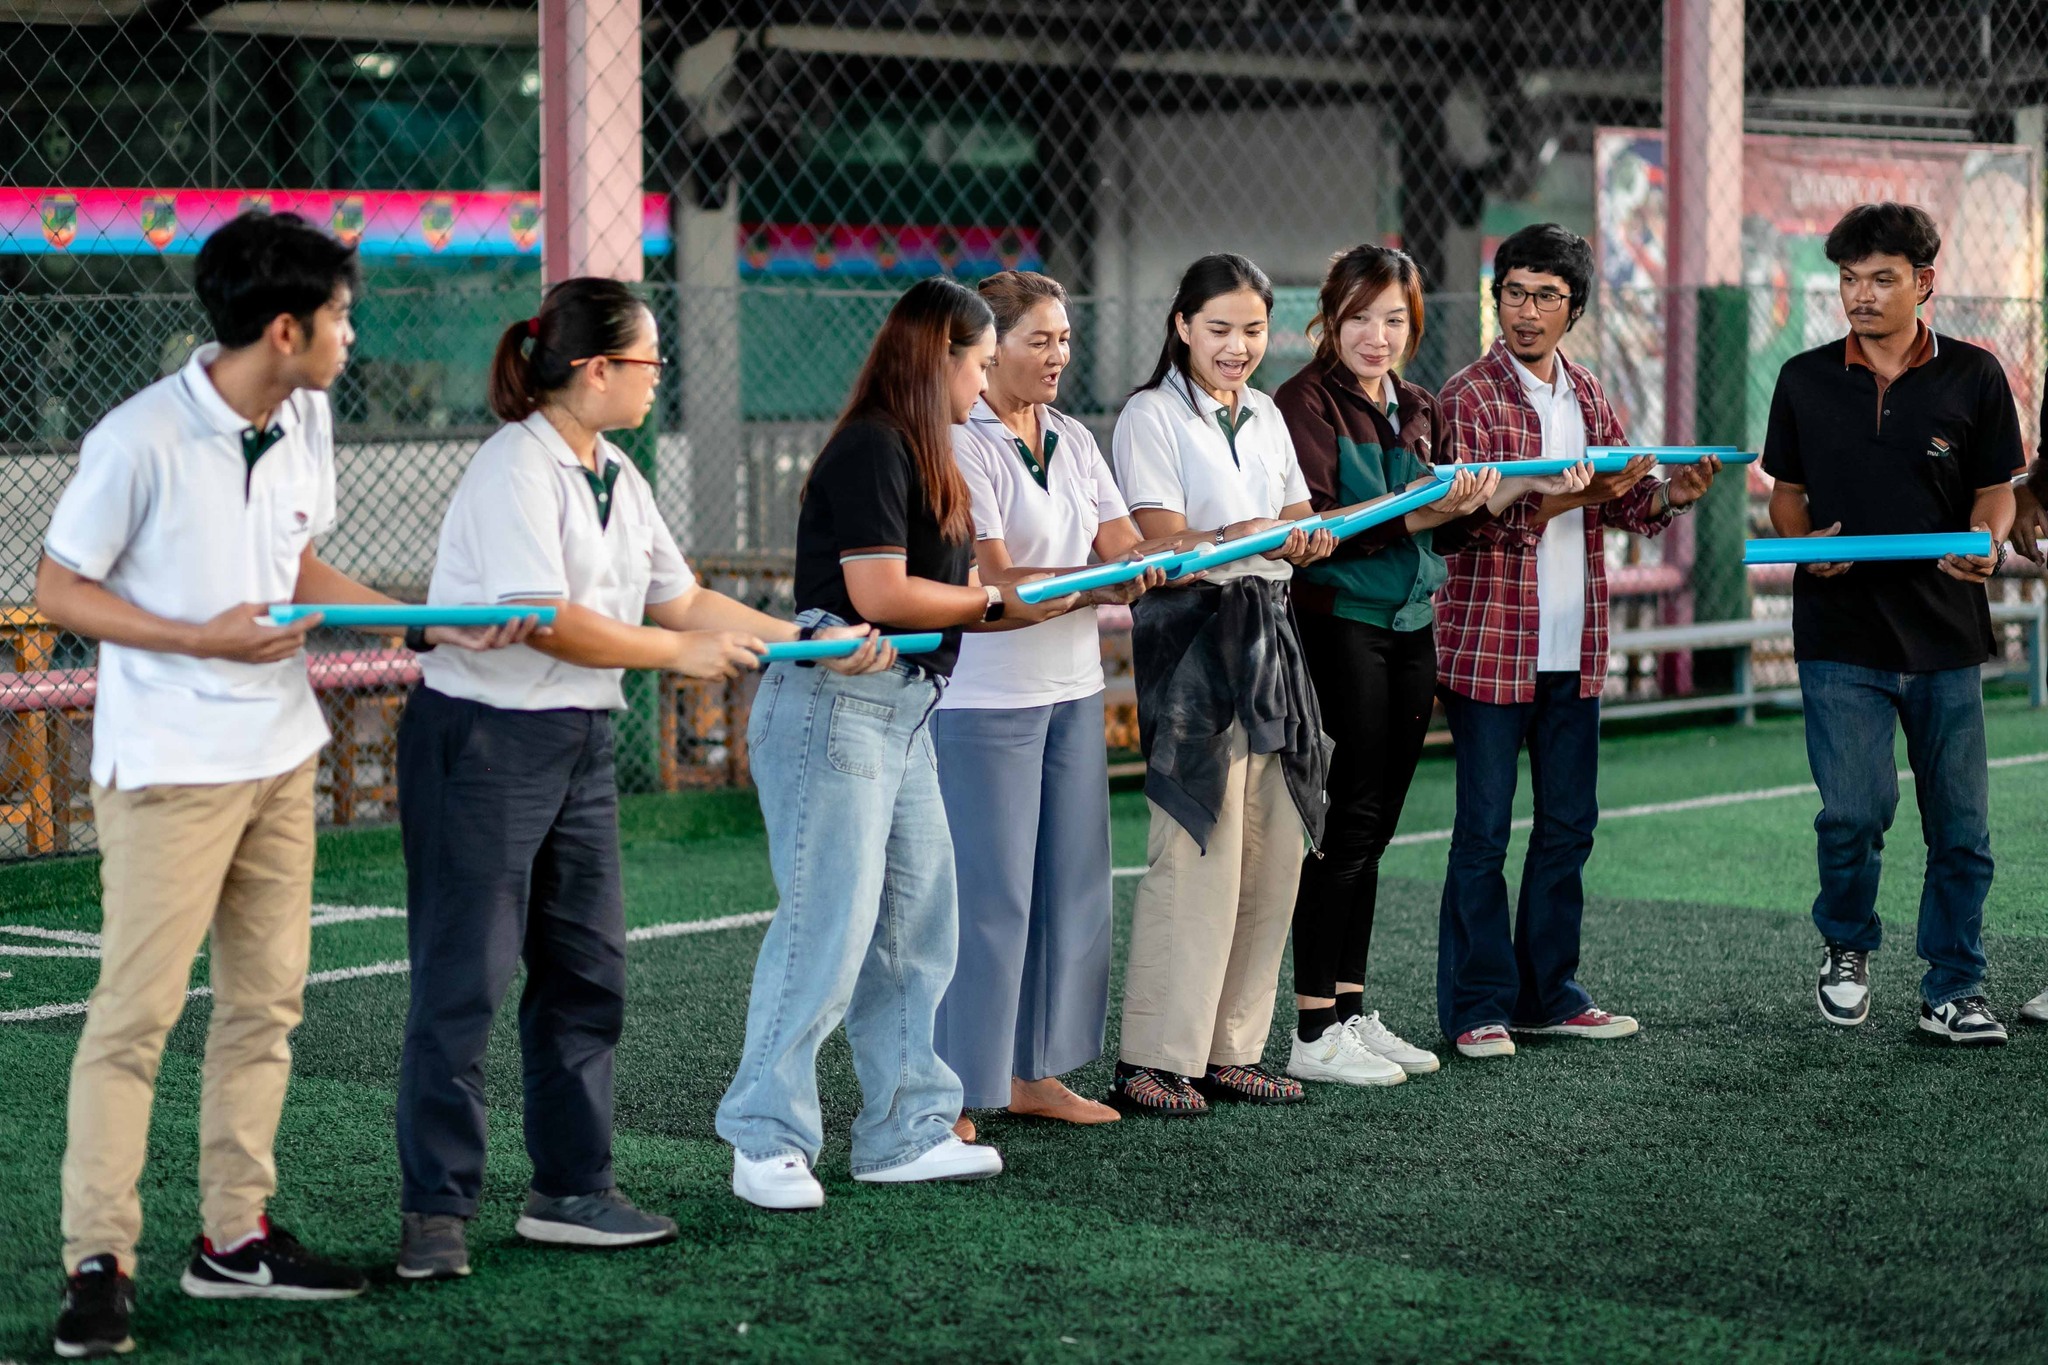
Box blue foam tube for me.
[1012,546,1195,604]
[264,604,558,628]
[1587,446,1759,465]
[760,632,945,662]
[1323,481,1453,539]
[1742,532,1993,565]
[1163,515,1327,579]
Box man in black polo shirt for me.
[1762,202,2019,1046]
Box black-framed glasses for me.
[1497,284,1571,313]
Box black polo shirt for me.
[1761,328,2022,672]
[796,418,974,675]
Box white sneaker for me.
[1347,1010,1441,1075]
[732,1150,825,1211]
[2022,986,2048,1023]
[1286,1021,1407,1087]
[852,1136,1003,1184]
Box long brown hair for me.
[816,276,992,543]
[1308,245,1426,370]
[487,276,650,422]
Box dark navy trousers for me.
[395,684,627,1217]
[1436,672,1601,1039]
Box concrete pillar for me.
[540,0,663,787]
[673,29,744,555]
[540,0,644,286]
[676,193,742,553]
[1663,0,1747,694]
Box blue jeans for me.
[1437,673,1600,1038]
[1798,660,1991,1006]
[714,648,964,1176]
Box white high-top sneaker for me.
[1286,1020,1406,1087]
[1347,1010,1442,1075]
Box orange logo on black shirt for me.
[1926,436,1953,460]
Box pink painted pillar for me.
[541,0,644,285]
[1660,0,1744,693]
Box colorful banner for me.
[738,223,1041,279]
[1593,130,2043,451]
[0,187,673,257]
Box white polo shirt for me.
[1111,368,1310,583]
[1509,354,1589,672]
[941,399,1130,711]
[43,344,336,789]
[421,412,694,712]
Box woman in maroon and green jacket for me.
[1272,245,1558,1086]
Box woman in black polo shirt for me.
[715,277,1076,1210]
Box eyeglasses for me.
[1497,284,1571,314]
[569,355,670,375]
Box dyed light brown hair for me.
[1308,245,1427,370]
[977,270,1069,338]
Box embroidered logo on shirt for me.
[294,511,309,526]
[1926,436,1954,460]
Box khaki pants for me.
[1118,724,1305,1076]
[61,757,318,1274]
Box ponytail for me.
[487,277,648,423]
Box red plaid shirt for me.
[1434,339,1671,704]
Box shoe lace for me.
[256,1225,315,1265]
[1350,1011,1400,1048]
[1952,995,1996,1020]
[1829,947,1866,980]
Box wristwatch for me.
[403,625,435,652]
[1659,487,1696,518]
[980,584,1006,623]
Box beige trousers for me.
[61,757,318,1274]
[1118,724,1306,1076]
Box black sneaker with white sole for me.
[53,1254,134,1359]
[1816,943,1870,1026]
[514,1188,677,1248]
[179,1221,367,1300]
[1919,995,2009,1046]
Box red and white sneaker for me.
[1513,1007,1639,1039]
[1454,1025,1516,1058]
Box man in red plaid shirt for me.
[1433,225,1722,1060]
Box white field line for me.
[0,906,778,1025]
[7,750,2047,1024]
[1107,749,2048,878]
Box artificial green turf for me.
[4,709,2048,1362]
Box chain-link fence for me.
[4,0,2048,858]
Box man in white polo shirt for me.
[36,212,525,1359]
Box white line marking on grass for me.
[11,751,2048,1021]
[1,906,781,1024]
[1109,749,2048,876]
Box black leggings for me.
[1291,613,1438,998]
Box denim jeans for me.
[1798,660,1991,1006]
[714,640,964,1175]
[1436,672,1600,1038]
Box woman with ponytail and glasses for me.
[716,277,1080,1210]
[393,278,891,1280]
[933,270,1186,1129]
[1107,252,1337,1118]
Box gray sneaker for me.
[514,1189,677,1248]
[397,1213,471,1280]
